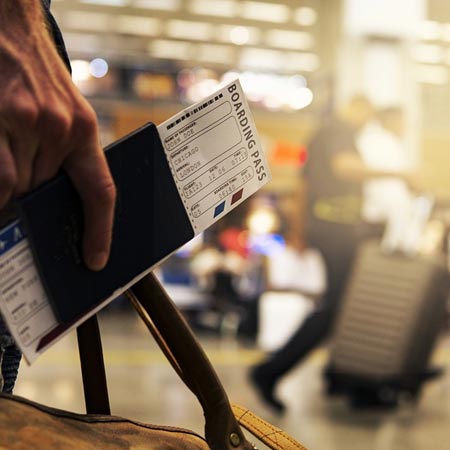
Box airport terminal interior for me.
[8,0,450,448]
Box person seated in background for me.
[190,225,264,340]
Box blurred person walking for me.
[357,106,418,251]
[0,0,116,392]
[250,96,421,413]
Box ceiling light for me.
[247,206,280,234]
[149,39,192,60]
[71,60,91,83]
[294,7,317,26]
[116,15,160,36]
[285,52,320,72]
[222,71,313,111]
[240,48,283,70]
[80,0,128,6]
[196,44,235,64]
[133,0,180,11]
[217,25,260,45]
[262,95,283,110]
[64,11,111,31]
[63,32,102,53]
[287,87,313,110]
[266,29,314,50]
[241,2,289,23]
[186,79,221,103]
[230,26,250,45]
[234,72,271,102]
[289,74,307,87]
[188,0,236,17]
[166,20,212,41]
[89,58,109,78]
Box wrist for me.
[0,0,44,38]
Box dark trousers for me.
[257,220,377,383]
[0,316,21,393]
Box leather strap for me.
[130,273,252,450]
[125,291,193,392]
[231,405,307,450]
[77,273,307,450]
[128,290,306,450]
[76,316,111,415]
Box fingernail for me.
[88,252,108,271]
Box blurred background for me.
[14,1,450,449]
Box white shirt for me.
[357,122,413,224]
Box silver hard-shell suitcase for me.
[327,240,449,405]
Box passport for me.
[16,123,194,324]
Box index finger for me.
[64,144,116,271]
[0,131,17,208]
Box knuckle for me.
[0,167,17,192]
[5,100,39,127]
[73,106,97,138]
[19,106,39,126]
[40,106,72,140]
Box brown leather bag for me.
[0,273,307,450]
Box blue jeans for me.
[0,315,21,393]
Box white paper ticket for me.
[0,221,59,363]
[157,79,270,233]
[0,221,108,364]
[0,79,270,364]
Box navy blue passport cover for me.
[16,123,194,324]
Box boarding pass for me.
[0,79,270,363]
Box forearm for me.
[0,0,44,36]
[332,152,421,192]
[354,165,411,181]
[333,151,413,182]
[0,0,53,77]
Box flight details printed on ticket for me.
[0,221,58,363]
[157,79,271,233]
[0,79,271,364]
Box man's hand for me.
[0,1,116,270]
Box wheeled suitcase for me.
[326,240,450,406]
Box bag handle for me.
[78,273,306,450]
[129,273,253,450]
[128,273,306,450]
[76,316,111,415]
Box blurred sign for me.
[270,141,307,167]
[133,73,176,100]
